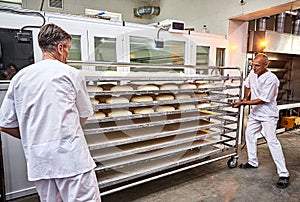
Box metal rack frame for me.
[80,63,243,196]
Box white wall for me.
[152,0,296,35]
[21,0,297,35]
[22,0,159,24]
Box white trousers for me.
[34,169,101,202]
[245,115,289,177]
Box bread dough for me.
[100,84,115,90]
[131,95,153,102]
[194,93,209,98]
[155,94,174,101]
[86,85,103,92]
[108,110,132,117]
[137,84,159,91]
[155,106,175,112]
[110,85,134,91]
[90,98,99,104]
[179,83,197,89]
[175,94,191,100]
[88,111,106,119]
[159,84,179,90]
[178,104,195,110]
[197,103,211,108]
[197,83,223,89]
[106,97,129,104]
[133,107,154,114]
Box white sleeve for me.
[244,76,250,88]
[75,72,93,118]
[0,82,19,128]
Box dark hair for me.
[38,23,72,53]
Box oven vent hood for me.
[248,30,300,55]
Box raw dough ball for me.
[108,110,132,117]
[178,104,195,110]
[155,94,174,101]
[155,106,175,112]
[110,85,134,91]
[99,84,115,90]
[179,83,197,89]
[90,98,99,104]
[137,84,159,91]
[88,111,106,119]
[194,93,209,98]
[197,103,211,108]
[86,85,103,92]
[133,107,154,114]
[175,94,192,100]
[131,95,153,102]
[106,97,129,104]
[159,84,179,90]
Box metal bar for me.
[88,85,241,97]
[0,133,6,202]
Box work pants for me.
[245,115,289,177]
[34,169,101,202]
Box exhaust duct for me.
[134,6,160,17]
[257,18,267,31]
[293,19,300,35]
[276,12,285,33]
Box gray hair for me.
[38,23,72,53]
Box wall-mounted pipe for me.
[134,6,160,17]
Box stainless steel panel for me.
[248,30,300,54]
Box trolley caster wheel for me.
[227,157,238,169]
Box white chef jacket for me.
[0,59,95,181]
[245,70,279,117]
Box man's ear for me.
[57,43,63,55]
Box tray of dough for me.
[93,130,228,170]
[84,113,217,134]
[86,103,228,124]
[90,123,223,162]
[86,109,219,127]
[86,107,211,124]
[96,140,235,188]
[92,95,226,111]
[86,121,223,150]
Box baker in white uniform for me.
[233,53,290,189]
[0,24,101,201]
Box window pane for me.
[130,36,185,65]
[68,35,81,61]
[94,37,116,62]
[216,48,225,66]
[196,46,210,65]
